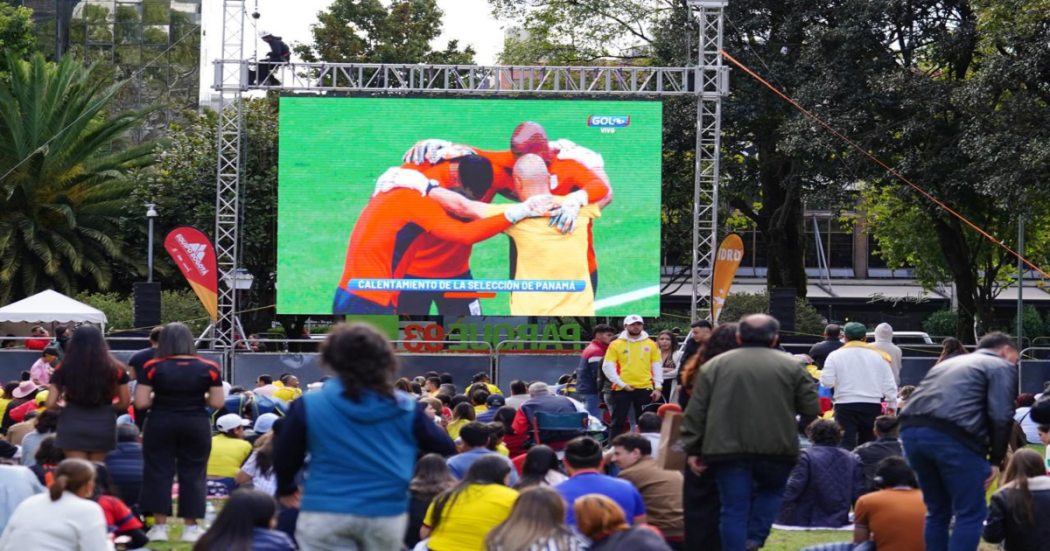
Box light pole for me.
[146,204,158,283]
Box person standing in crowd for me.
[937,337,967,364]
[871,323,903,386]
[983,449,1050,550]
[486,486,589,551]
[555,436,646,526]
[853,415,904,491]
[576,324,616,419]
[682,314,820,551]
[0,458,108,550]
[207,413,253,493]
[192,489,296,551]
[573,494,672,551]
[126,326,162,430]
[28,347,57,387]
[514,445,568,490]
[899,332,1018,551]
[45,326,131,461]
[808,324,843,369]
[850,457,927,551]
[656,330,682,398]
[421,455,519,551]
[135,322,226,543]
[775,420,865,529]
[274,323,455,550]
[504,380,530,409]
[820,322,898,450]
[105,423,144,513]
[405,454,456,549]
[447,422,519,484]
[679,320,713,368]
[511,382,578,448]
[611,433,685,549]
[678,322,739,551]
[602,315,663,439]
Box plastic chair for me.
[532,411,587,446]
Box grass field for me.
[277,97,662,317]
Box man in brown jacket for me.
[612,433,685,549]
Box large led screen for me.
[277,97,661,317]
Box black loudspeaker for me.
[770,288,797,332]
[133,283,162,330]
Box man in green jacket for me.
[682,314,820,551]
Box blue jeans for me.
[711,458,795,551]
[901,426,991,551]
[579,393,602,419]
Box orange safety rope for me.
[719,49,1050,280]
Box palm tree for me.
[0,52,156,303]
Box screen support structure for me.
[212,1,728,354]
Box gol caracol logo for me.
[176,234,210,276]
[588,115,630,134]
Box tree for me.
[862,0,1050,339]
[294,0,476,64]
[135,98,283,335]
[0,4,35,75]
[0,53,156,304]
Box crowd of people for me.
[0,313,1047,551]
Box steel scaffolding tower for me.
[212,0,728,348]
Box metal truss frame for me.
[213,0,728,333]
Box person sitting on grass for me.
[446,402,476,441]
[192,489,295,551]
[207,413,253,495]
[776,419,865,529]
[236,432,276,496]
[0,458,108,549]
[853,415,904,492]
[984,449,1050,551]
[91,462,150,549]
[852,457,927,551]
[29,433,65,486]
[486,486,588,551]
[514,445,568,490]
[405,454,456,549]
[611,433,685,549]
[421,455,519,551]
[446,422,519,485]
[573,494,671,551]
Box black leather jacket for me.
[899,349,1018,465]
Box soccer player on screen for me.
[404,154,599,316]
[332,156,552,315]
[402,122,612,293]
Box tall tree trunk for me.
[934,217,980,342]
[757,148,808,298]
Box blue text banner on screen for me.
[347,279,586,292]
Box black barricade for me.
[1020,361,1050,395]
[900,358,938,387]
[230,352,491,391]
[0,349,224,384]
[495,354,583,394]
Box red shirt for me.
[24,338,50,350]
[413,149,611,275]
[337,186,512,307]
[98,495,143,533]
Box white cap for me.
[623,314,644,326]
[216,413,251,432]
[258,29,273,38]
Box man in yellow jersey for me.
[412,153,599,316]
[602,315,663,439]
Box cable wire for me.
[719,48,1050,281]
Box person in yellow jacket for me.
[602,314,663,439]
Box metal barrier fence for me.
[494,340,594,394]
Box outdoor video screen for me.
[277,97,662,317]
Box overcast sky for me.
[200,0,507,98]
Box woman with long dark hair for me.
[405,454,456,548]
[679,322,739,551]
[514,445,566,490]
[984,449,1050,550]
[135,322,226,543]
[192,489,295,551]
[936,337,967,364]
[656,330,681,397]
[421,454,519,550]
[486,486,587,551]
[494,406,527,458]
[44,326,131,461]
[235,431,276,495]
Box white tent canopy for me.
[0,290,108,330]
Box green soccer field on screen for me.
[277,96,662,317]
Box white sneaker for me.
[145,524,168,542]
[181,524,202,542]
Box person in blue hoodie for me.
[273,323,455,550]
